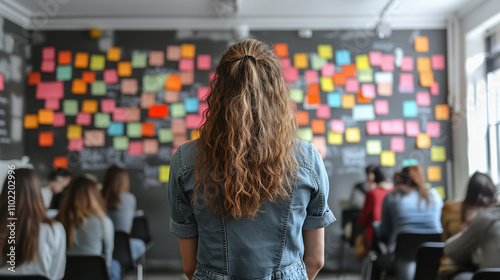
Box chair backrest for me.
[472,268,500,280]
[1,276,49,280]
[414,242,445,280]
[131,216,152,245]
[113,231,135,272]
[341,208,362,246]
[63,255,110,280]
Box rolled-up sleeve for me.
[303,143,336,230]
[168,146,198,238]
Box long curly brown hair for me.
[195,39,298,220]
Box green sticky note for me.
[358,68,373,83]
[63,100,78,116]
[127,122,142,138]
[366,139,382,155]
[158,128,173,143]
[159,165,170,182]
[131,53,148,68]
[431,146,446,162]
[94,113,110,128]
[89,55,105,71]
[143,74,169,92]
[91,81,106,96]
[113,136,129,150]
[297,128,313,142]
[56,65,72,81]
[290,89,304,103]
[170,103,186,118]
[402,159,419,168]
[310,55,327,70]
[434,186,445,199]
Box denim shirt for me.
[168,140,335,280]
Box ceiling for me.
[0,0,486,30]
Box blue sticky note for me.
[184,97,200,113]
[327,93,341,108]
[403,100,418,117]
[335,50,351,66]
[402,159,419,167]
[352,105,375,121]
[107,122,124,136]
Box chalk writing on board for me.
[158,146,173,161]
[143,165,161,188]
[123,153,148,169]
[119,96,141,107]
[372,42,395,52]
[341,146,366,167]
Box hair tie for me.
[242,55,256,65]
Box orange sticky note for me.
[24,114,38,129]
[58,51,72,65]
[142,122,155,137]
[311,119,326,134]
[82,100,98,113]
[417,57,431,72]
[419,71,434,87]
[82,71,96,84]
[53,157,68,169]
[165,75,182,91]
[342,64,356,78]
[415,36,429,53]
[148,104,168,118]
[274,43,289,58]
[39,131,54,147]
[28,72,41,85]
[117,61,132,77]
[74,52,89,68]
[107,47,121,61]
[416,133,431,149]
[427,166,442,181]
[306,93,321,106]
[38,109,54,125]
[435,104,450,120]
[294,53,308,69]
[295,111,309,126]
[342,94,355,109]
[191,129,200,140]
[334,73,346,86]
[357,89,371,103]
[181,44,196,58]
[307,84,320,95]
[72,79,87,94]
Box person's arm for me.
[358,191,373,227]
[303,228,324,280]
[51,223,67,280]
[102,217,115,265]
[178,237,198,280]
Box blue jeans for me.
[108,259,122,280]
[130,237,146,260]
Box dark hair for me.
[0,168,53,267]
[461,172,497,222]
[373,167,390,184]
[365,165,377,177]
[101,165,130,210]
[48,168,72,181]
[396,165,429,204]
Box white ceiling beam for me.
[0,0,32,29]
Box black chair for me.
[414,242,445,280]
[63,255,109,280]
[113,231,144,280]
[131,216,154,248]
[339,208,363,273]
[1,276,49,280]
[472,268,500,280]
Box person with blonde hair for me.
[168,39,335,280]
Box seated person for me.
[48,168,72,210]
[349,164,377,209]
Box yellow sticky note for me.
[181,44,196,58]
[435,104,449,120]
[107,47,121,61]
[355,55,370,70]
[416,133,431,149]
[427,166,442,181]
[24,114,38,129]
[434,186,445,199]
[190,129,200,140]
[342,94,356,109]
[417,57,431,72]
[82,100,98,113]
[320,77,334,92]
[67,125,82,140]
[327,131,343,145]
[38,109,54,125]
[415,36,429,53]
[294,53,308,69]
[380,151,396,167]
[431,146,446,162]
[117,61,132,77]
[345,127,360,143]
[74,52,89,68]
[159,165,170,183]
[317,45,333,59]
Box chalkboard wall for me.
[25,29,450,270]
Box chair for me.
[1,276,49,280]
[472,268,500,280]
[63,255,110,280]
[338,208,363,273]
[131,216,154,247]
[414,242,445,280]
[113,231,143,280]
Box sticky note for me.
[374,100,389,115]
[391,137,405,152]
[426,121,441,138]
[56,65,72,81]
[159,165,170,182]
[103,69,118,84]
[41,60,55,72]
[356,55,370,70]
[117,62,132,77]
[140,92,156,109]
[186,114,203,129]
[28,72,41,85]
[113,136,129,150]
[310,55,327,70]
[416,133,431,149]
[296,111,309,126]
[94,113,110,128]
[171,103,186,118]
[417,57,431,72]
[294,53,308,69]
[181,44,196,58]
[406,121,420,137]
[358,69,374,83]
[297,128,313,142]
[107,122,124,136]
[431,82,440,96]
[316,104,331,119]
[164,74,181,91]
[375,72,393,83]
[399,73,414,93]
[68,138,83,152]
[45,99,59,110]
[82,71,96,84]
[400,57,414,71]
[121,79,138,95]
[343,65,356,78]
[345,78,359,93]
[76,112,91,126]
[312,137,327,159]
[142,139,158,154]
[52,112,65,127]
[329,119,345,133]
[369,51,382,66]
[304,70,318,84]
[403,101,418,117]
[427,166,442,181]
[289,88,303,103]
[107,47,121,61]
[281,58,291,69]
[327,93,341,108]
[392,119,405,134]
[149,51,165,66]
[74,52,89,68]
[361,83,375,98]
[197,87,210,101]
[84,130,105,147]
[24,115,38,129]
[381,151,396,166]
[345,127,360,143]
[126,108,141,122]
[311,119,326,134]
[431,146,446,162]
[305,93,320,107]
[377,82,393,96]
[320,77,334,92]
[416,92,431,106]
[158,128,174,143]
[366,120,380,135]
[183,98,199,114]
[431,54,445,70]
[113,108,127,122]
[197,54,211,70]
[128,141,143,156]
[342,94,355,109]
[82,100,98,113]
[434,186,445,199]
[180,71,194,85]
[101,99,115,113]
[381,55,394,72]
[36,81,64,100]
[318,44,333,59]
[42,47,55,60]
[143,74,168,92]
[67,125,82,139]
[126,122,142,138]
[38,109,54,125]
[352,104,375,121]
[89,55,105,71]
[53,157,68,169]
[284,67,298,83]
[131,53,148,68]
[333,73,346,86]
[91,81,106,96]
[335,50,351,66]
[435,104,450,120]
[321,63,334,77]
[415,36,429,53]
[274,43,289,58]
[71,79,87,94]
[327,131,343,145]
[402,159,419,168]
[164,90,179,103]
[148,104,168,118]
[179,59,195,72]
[366,140,382,155]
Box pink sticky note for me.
[101,99,116,113]
[366,120,380,135]
[416,91,431,106]
[316,104,331,119]
[0,74,4,91]
[380,120,393,135]
[104,69,118,84]
[431,55,445,70]
[179,59,195,72]
[144,139,159,154]
[321,63,334,77]
[36,81,64,100]
[400,57,414,71]
[113,108,127,122]
[45,99,60,110]
[84,130,105,147]
[209,72,216,83]
[392,119,405,134]
[345,78,359,93]
[405,121,420,137]
[199,102,208,118]
[374,100,389,115]
[53,112,66,127]
[381,54,394,72]
[68,138,84,151]
[369,51,382,66]
[76,112,92,126]
[330,119,345,133]
[281,58,291,69]
[42,47,56,60]
[361,83,376,98]
[284,67,298,83]
[431,82,439,95]
[197,87,210,101]
[41,60,55,73]
[186,114,203,129]
[129,141,143,156]
[399,73,414,93]
[197,54,211,70]
[166,46,181,61]
[304,70,319,84]
[426,121,441,137]
[391,137,405,152]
